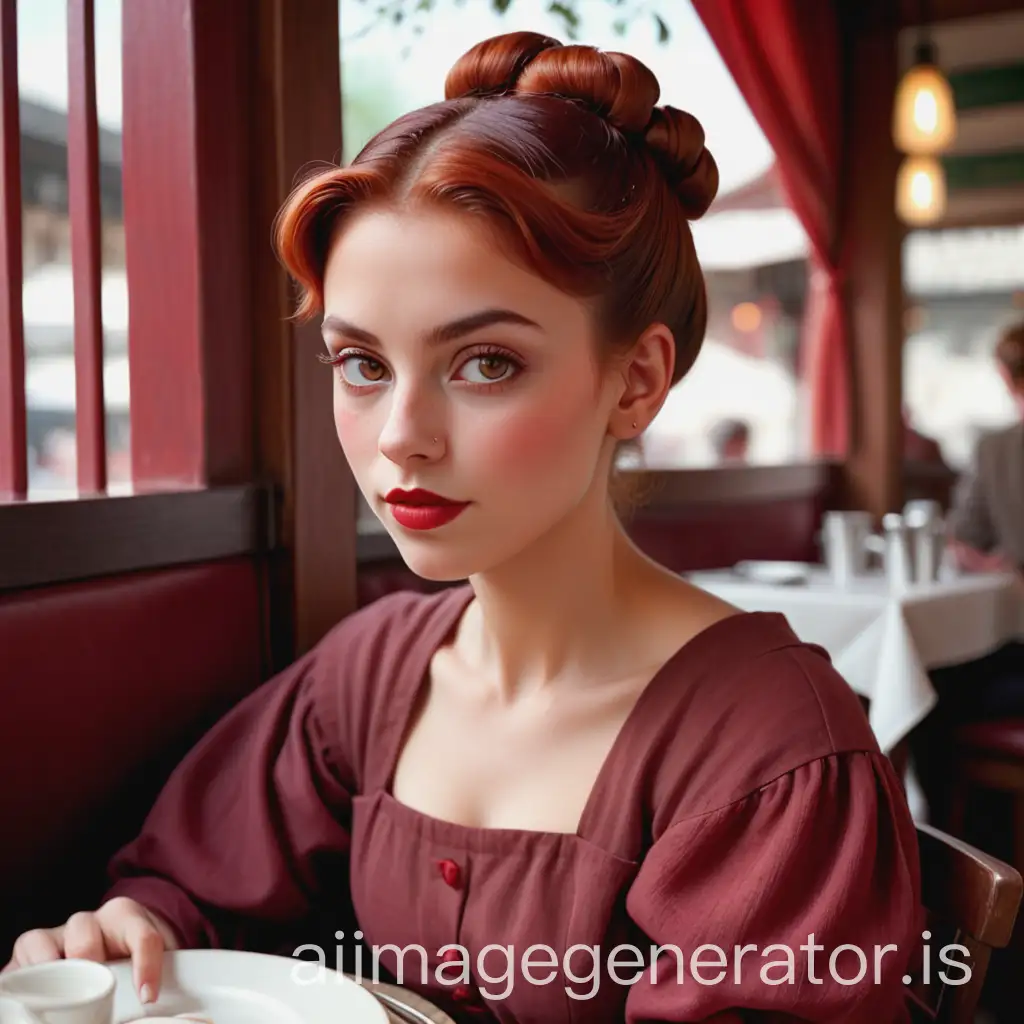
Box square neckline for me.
[376,583,769,846]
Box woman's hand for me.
[2,897,178,1003]
[949,538,1015,574]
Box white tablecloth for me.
[687,567,1024,755]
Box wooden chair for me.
[907,822,1022,1022]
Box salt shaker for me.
[880,512,914,590]
[903,500,946,584]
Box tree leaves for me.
[350,0,671,44]
[547,2,581,39]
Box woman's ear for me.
[608,323,675,439]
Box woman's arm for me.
[948,436,998,561]
[102,644,354,951]
[623,751,922,1023]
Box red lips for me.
[383,488,470,531]
[385,487,462,506]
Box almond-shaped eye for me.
[459,354,517,384]
[340,356,389,387]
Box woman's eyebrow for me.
[321,308,543,348]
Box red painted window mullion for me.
[0,0,26,500]
[68,0,107,494]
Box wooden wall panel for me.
[839,0,906,519]
[251,0,356,660]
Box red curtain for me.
[691,0,848,457]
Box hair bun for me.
[445,31,658,134]
[514,46,660,133]
[445,33,718,218]
[444,31,561,99]
[645,106,719,219]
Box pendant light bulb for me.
[896,154,947,226]
[893,40,957,154]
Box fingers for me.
[8,927,64,968]
[121,912,166,1003]
[63,912,107,963]
[6,900,170,1006]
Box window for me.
[18,0,127,497]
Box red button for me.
[452,984,472,1001]
[437,858,462,888]
[441,948,461,963]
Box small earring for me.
[632,421,637,429]
[433,437,439,443]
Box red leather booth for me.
[0,558,265,961]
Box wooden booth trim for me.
[0,484,270,592]
[631,461,841,514]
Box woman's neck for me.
[459,487,671,702]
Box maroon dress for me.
[106,584,922,1023]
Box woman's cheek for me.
[474,404,590,480]
[333,400,365,448]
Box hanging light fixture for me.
[893,0,954,225]
[893,43,957,153]
[896,154,947,226]
[893,2,957,154]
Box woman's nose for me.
[377,388,445,464]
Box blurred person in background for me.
[709,416,750,463]
[914,321,1024,830]
[947,320,1024,574]
[902,407,949,467]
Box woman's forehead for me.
[323,207,594,337]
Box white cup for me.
[0,960,115,1024]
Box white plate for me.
[109,949,389,1024]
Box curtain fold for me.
[691,0,849,457]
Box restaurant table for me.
[686,566,1024,757]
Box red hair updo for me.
[274,30,719,385]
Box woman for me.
[5,32,921,1023]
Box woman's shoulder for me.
[975,418,1024,461]
[656,609,874,748]
[297,584,472,781]
[637,610,881,825]
[317,583,472,663]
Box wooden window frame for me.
[1,0,356,664]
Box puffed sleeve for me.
[623,751,921,1023]
[103,632,357,953]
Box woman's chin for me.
[390,530,517,583]
[391,539,479,582]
